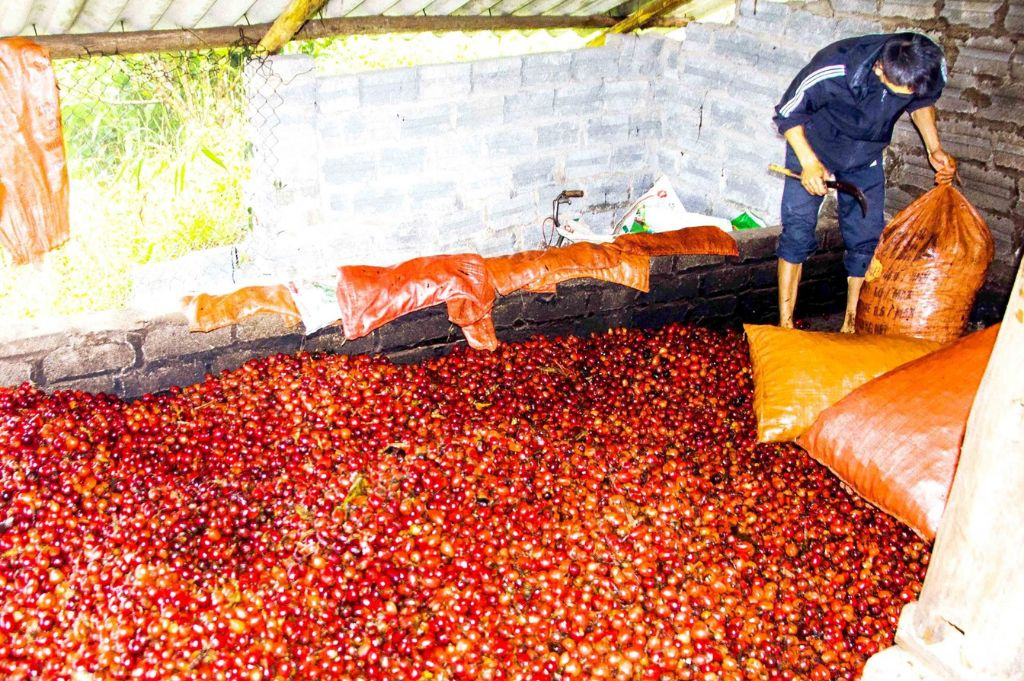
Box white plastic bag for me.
[614,176,733,234]
[287,276,342,333]
[555,217,615,244]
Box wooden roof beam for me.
[31,15,628,59]
[587,0,693,46]
[257,0,331,54]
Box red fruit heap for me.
[0,324,928,681]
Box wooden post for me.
[863,257,1024,680]
[258,0,331,54]
[586,0,693,46]
[30,16,623,59]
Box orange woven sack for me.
[856,185,993,343]
[336,254,497,350]
[0,38,70,264]
[484,242,627,295]
[798,324,999,540]
[607,226,738,257]
[744,324,941,442]
[524,252,650,294]
[182,285,301,332]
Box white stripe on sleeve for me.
[778,65,846,117]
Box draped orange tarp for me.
[485,241,649,295]
[484,228,738,296]
[607,226,739,258]
[182,285,301,333]
[180,228,739,350]
[0,38,70,264]
[336,254,497,351]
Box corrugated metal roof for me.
[0,0,728,38]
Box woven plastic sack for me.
[484,242,627,295]
[798,324,998,540]
[336,254,496,350]
[522,252,650,294]
[182,285,301,332]
[0,38,70,264]
[608,226,738,257]
[856,185,993,343]
[745,324,941,443]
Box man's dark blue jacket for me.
[773,33,946,172]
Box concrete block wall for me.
[242,37,676,279]
[657,0,886,225]
[238,0,1019,302]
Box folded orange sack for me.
[0,38,70,264]
[798,324,998,540]
[336,254,497,350]
[745,324,942,442]
[607,226,738,257]
[485,242,627,295]
[525,252,650,294]
[182,285,301,332]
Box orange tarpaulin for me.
[485,242,650,295]
[182,285,301,333]
[336,254,497,351]
[0,38,70,264]
[607,226,738,258]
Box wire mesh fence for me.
[54,47,266,256]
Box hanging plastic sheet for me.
[0,38,70,264]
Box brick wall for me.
[0,227,848,399]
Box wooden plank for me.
[586,0,693,46]
[31,14,622,58]
[906,256,1024,679]
[257,0,331,53]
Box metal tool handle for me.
[768,163,802,181]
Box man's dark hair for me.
[879,34,945,94]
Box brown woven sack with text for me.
[856,185,993,343]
